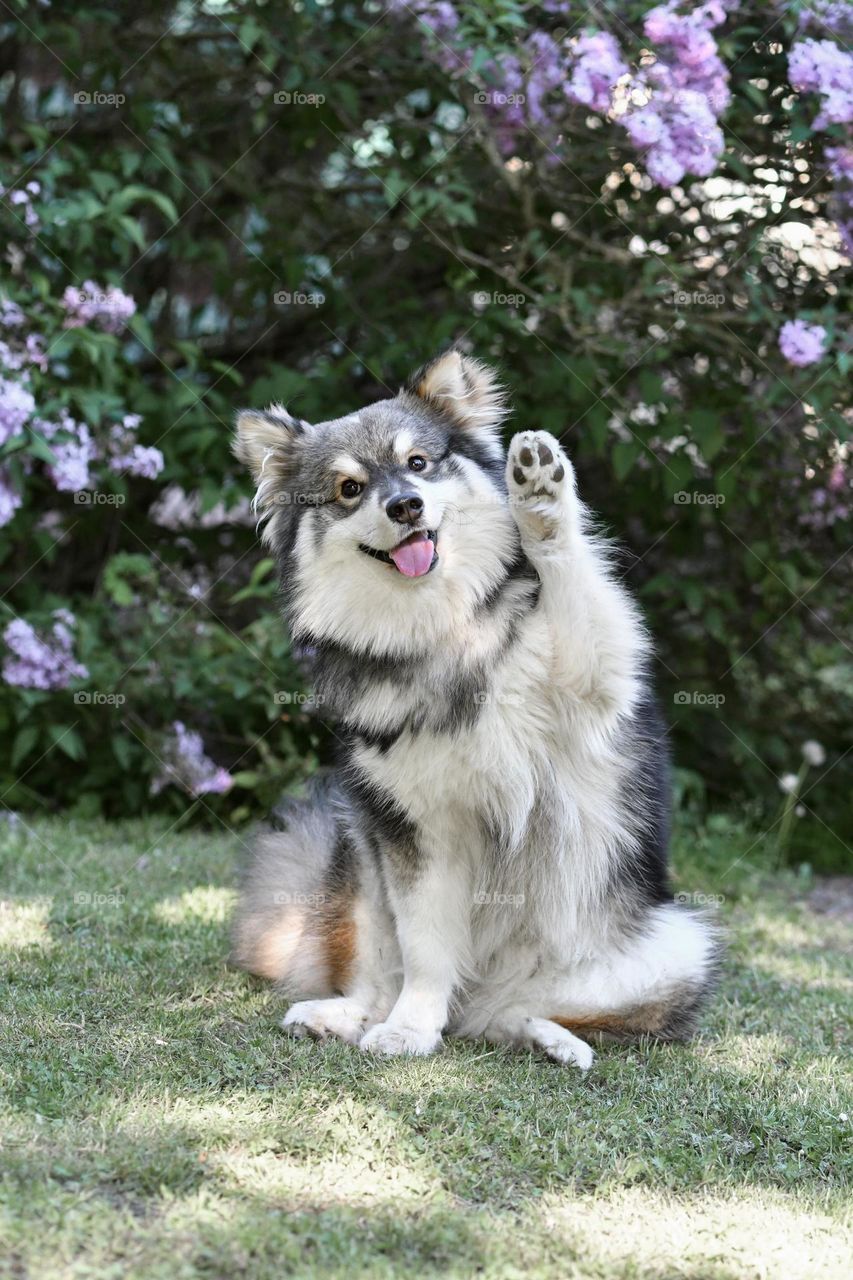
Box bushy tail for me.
[231,786,357,996]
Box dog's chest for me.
[354,626,571,843]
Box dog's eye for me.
[340,480,362,500]
[408,455,428,472]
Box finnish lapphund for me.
[231,350,720,1068]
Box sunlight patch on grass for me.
[0,896,53,951]
[540,1185,853,1279]
[153,886,235,926]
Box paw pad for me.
[507,430,571,500]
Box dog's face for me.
[235,352,520,653]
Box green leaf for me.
[612,440,640,481]
[11,725,39,770]
[48,725,85,762]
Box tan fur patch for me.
[550,1004,671,1040]
[319,897,356,992]
[237,907,305,982]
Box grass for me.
[0,813,850,1279]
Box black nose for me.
[385,492,424,525]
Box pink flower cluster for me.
[62,280,137,335]
[151,721,233,798]
[2,610,88,690]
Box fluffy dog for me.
[231,350,720,1068]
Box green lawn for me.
[1,814,850,1279]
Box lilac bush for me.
[151,722,234,798]
[0,274,163,523]
[61,281,137,335]
[2,611,88,691]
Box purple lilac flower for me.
[109,444,164,480]
[0,300,24,328]
[778,320,828,367]
[619,1,733,187]
[37,413,96,491]
[798,2,853,42]
[524,31,564,126]
[4,185,40,230]
[104,414,164,480]
[61,280,137,335]
[151,721,233,797]
[788,38,853,128]
[0,376,35,445]
[0,469,22,528]
[565,32,629,114]
[2,611,88,690]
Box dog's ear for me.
[234,404,309,524]
[407,351,507,437]
[233,404,307,483]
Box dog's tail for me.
[230,779,358,996]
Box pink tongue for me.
[389,532,434,578]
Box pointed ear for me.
[233,404,306,484]
[407,351,507,435]
[233,404,309,524]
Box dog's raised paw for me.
[281,998,372,1046]
[506,430,576,542]
[359,1021,442,1057]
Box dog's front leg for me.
[359,837,470,1057]
[506,430,646,715]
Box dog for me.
[230,350,720,1069]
